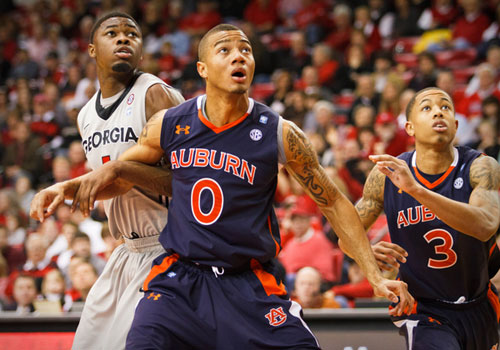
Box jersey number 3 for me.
[191,178,224,225]
[424,229,457,269]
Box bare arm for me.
[282,120,413,314]
[372,154,500,242]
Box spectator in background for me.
[372,50,395,93]
[67,232,106,275]
[408,51,438,92]
[283,90,308,129]
[6,233,57,300]
[72,61,98,110]
[292,266,341,308]
[452,0,490,49]
[68,260,98,302]
[396,88,416,129]
[13,175,34,219]
[47,24,69,63]
[373,112,411,156]
[4,275,37,313]
[303,99,336,136]
[380,0,422,39]
[349,74,380,124]
[353,6,381,54]
[331,44,371,94]
[0,225,25,275]
[292,0,330,45]
[325,4,353,55]
[417,0,459,31]
[468,119,500,159]
[67,141,88,179]
[179,0,221,37]
[279,198,340,287]
[0,254,8,307]
[39,268,72,312]
[379,73,406,117]
[466,45,500,97]
[266,69,294,115]
[25,21,50,66]
[274,30,311,75]
[310,43,338,88]
[243,0,280,34]
[330,260,374,306]
[2,121,43,184]
[435,69,474,145]
[481,95,500,137]
[8,48,39,82]
[457,63,500,120]
[5,209,27,247]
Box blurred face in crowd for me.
[43,270,65,295]
[290,214,311,237]
[436,71,455,95]
[72,237,91,259]
[357,75,374,97]
[26,234,48,264]
[13,276,37,307]
[71,262,98,295]
[354,106,375,128]
[294,267,322,307]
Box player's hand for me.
[372,279,414,317]
[30,181,78,222]
[373,241,408,272]
[71,161,120,217]
[369,155,421,195]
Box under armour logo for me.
[147,292,161,301]
[175,125,190,134]
[265,306,287,327]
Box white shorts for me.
[72,235,164,350]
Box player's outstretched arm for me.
[371,154,500,241]
[338,166,408,271]
[282,120,414,315]
[71,110,169,216]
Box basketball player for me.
[29,12,184,350]
[68,24,413,349]
[342,87,500,349]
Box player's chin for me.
[111,62,134,73]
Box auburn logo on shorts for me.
[175,125,190,135]
[265,307,287,326]
[147,292,161,301]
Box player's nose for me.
[116,32,130,45]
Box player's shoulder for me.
[469,151,500,188]
[163,95,198,120]
[251,99,280,124]
[76,91,99,126]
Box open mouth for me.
[231,68,246,82]
[115,47,132,59]
[432,121,448,132]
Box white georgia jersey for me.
[77,73,170,240]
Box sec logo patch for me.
[127,94,135,105]
[453,177,463,189]
[250,129,262,141]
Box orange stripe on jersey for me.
[251,259,287,296]
[490,243,498,257]
[413,165,455,189]
[142,253,179,292]
[268,216,280,256]
[487,282,500,323]
[198,109,249,134]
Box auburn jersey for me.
[384,146,496,302]
[159,95,282,268]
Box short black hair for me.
[89,11,140,44]
[198,23,245,62]
[405,87,453,120]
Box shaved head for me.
[405,87,453,120]
[198,23,245,62]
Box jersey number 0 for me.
[191,178,224,225]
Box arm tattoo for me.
[139,113,162,145]
[470,156,500,191]
[355,168,385,227]
[286,123,336,206]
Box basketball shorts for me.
[126,252,320,350]
[72,235,164,350]
[392,284,500,350]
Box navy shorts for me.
[392,284,500,350]
[126,252,320,350]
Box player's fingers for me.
[46,193,64,216]
[376,246,406,264]
[379,241,408,258]
[369,154,396,163]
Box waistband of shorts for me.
[418,290,488,310]
[123,235,162,253]
[177,257,251,275]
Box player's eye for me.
[422,106,430,111]
[128,32,138,37]
[219,47,228,53]
[441,105,450,110]
[106,31,115,36]
[242,47,251,53]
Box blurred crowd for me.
[0,0,499,314]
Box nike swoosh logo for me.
[84,124,90,130]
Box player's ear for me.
[88,44,96,58]
[405,120,415,137]
[197,61,207,79]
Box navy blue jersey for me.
[384,146,496,302]
[159,95,281,269]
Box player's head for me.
[404,87,457,146]
[88,12,142,74]
[197,24,255,94]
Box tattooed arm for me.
[282,120,414,314]
[371,154,500,242]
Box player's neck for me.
[98,70,135,98]
[414,144,455,174]
[205,92,249,127]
